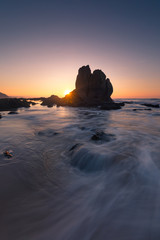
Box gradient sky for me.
[0,0,160,98]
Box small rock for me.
[8,111,18,114]
[4,151,13,158]
[118,102,125,106]
[69,143,81,151]
[91,132,103,141]
[79,126,86,130]
[133,108,152,111]
[29,101,37,105]
[47,103,54,108]
[37,129,58,137]
[141,103,159,108]
[41,95,61,107]
[100,103,121,110]
[91,131,115,142]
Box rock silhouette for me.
[41,95,61,107]
[67,65,113,105]
[75,65,91,100]
[75,66,113,103]
[0,98,30,111]
[0,92,8,99]
[63,65,120,108]
[42,65,122,109]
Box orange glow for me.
[0,43,159,99]
[64,89,71,96]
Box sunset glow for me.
[64,90,71,96]
[0,0,160,98]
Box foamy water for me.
[0,99,160,240]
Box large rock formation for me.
[62,65,120,108]
[42,65,122,109]
[75,65,91,100]
[74,65,113,105]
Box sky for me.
[0,0,160,98]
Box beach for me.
[0,99,160,240]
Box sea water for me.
[0,99,160,240]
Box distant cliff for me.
[0,92,8,99]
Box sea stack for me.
[41,65,122,109]
[75,65,113,105]
[63,65,120,109]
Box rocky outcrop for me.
[74,65,113,105]
[106,78,113,99]
[141,103,160,108]
[41,65,123,110]
[75,65,91,100]
[88,69,107,101]
[0,98,30,111]
[41,95,61,107]
[62,65,117,107]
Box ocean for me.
[0,98,160,240]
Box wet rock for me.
[37,129,59,137]
[141,103,160,108]
[0,98,30,111]
[91,132,103,141]
[133,108,152,111]
[4,151,13,158]
[8,111,18,114]
[69,143,82,152]
[28,101,37,105]
[91,131,116,142]
[118,102,125,106]
[100,103,121,110]
[79,126,86,130]
[41,95,61,107]
[47,103,54,108]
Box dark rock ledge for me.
[141,103,160,108]
[0,98,30,111]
